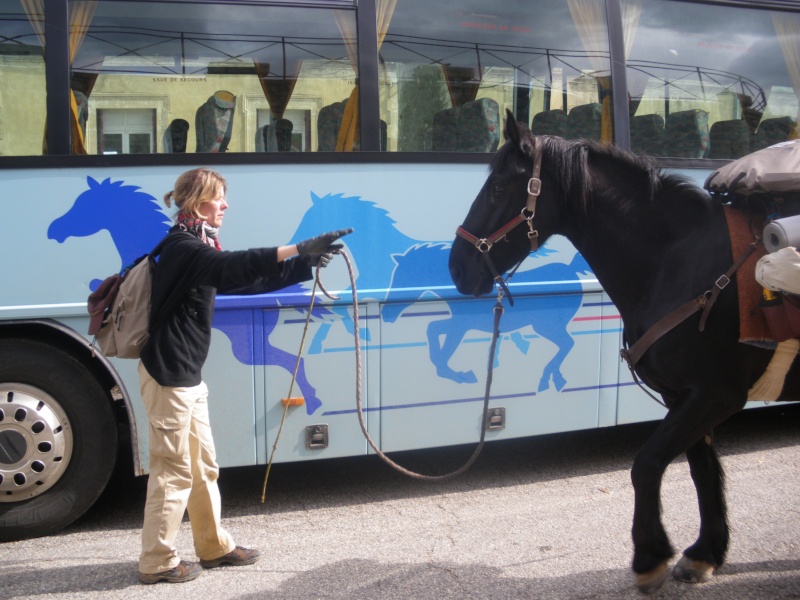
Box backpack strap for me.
[150,235,169,259]
[146,235,172,335]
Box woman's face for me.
[199,189,228,228]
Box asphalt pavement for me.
[2,403,800,599]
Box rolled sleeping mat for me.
[763,214,800,253]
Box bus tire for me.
[0,338,117,542]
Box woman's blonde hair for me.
[164,168,226,219]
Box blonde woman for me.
[138,167,351,584]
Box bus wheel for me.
[0,338,117,542]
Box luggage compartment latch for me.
[486,407,506,430]
[306,424,329,449]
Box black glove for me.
[297,228,353,267]
[317,251,334,269]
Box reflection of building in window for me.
[256,107,312,151]
[97,109,155,154]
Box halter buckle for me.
[527,177,542,197]
[476,239,492,253]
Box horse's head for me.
[382,243,451,323]
[449,111,562,297]
[288,192,375,246]
[48,177,114,242]
[48,176,168,244]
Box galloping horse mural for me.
[47,175,596,418]
[382,242,591,391]
[287,191,420,353]
[46,177,326,413]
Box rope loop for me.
[262,248,506,498]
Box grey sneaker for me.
[139,560,202,584]
[199,546,261,569]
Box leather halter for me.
[456,136,542,305]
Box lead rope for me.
[262,249,505,500]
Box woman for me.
[138,167,351,584]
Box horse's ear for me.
[504,109,534,157]
[87,176,99,189]
[504,109,520,147]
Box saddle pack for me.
[706,140,800,343]
[705,139,800,213]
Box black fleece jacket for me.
[141,227,313,387]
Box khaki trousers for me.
[138,362,235,574]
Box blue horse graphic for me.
[382,242,593,392]
[47,176,324,415]
[288,191,421,353]
[47,177,172,290]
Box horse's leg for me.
[509,331,530,354]
[672,431,728,584]
[266,344,322,415]
[631,387,743,594]
[310,309,368,354]
[631,434,674,594]
[308,321,332,354]
[341,310,371,341]
[426,319,476,383]
[533,319,574,392]
[630,395,726,594]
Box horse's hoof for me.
[672,555,715,584]
[635,562,670,595]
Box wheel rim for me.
[0,383,73,502]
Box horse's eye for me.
[491,184,504,198]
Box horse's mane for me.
[492,131,707,218]
[394,242,450,265]
[313,192,397,226]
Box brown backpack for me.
[87,238,167,358]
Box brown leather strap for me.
[698,240,758,331]
[622,295,707,367]
[622,240,761,367]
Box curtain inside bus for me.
[335,0,396,152]
[20,0,95,154]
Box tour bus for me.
[1,0,798,542]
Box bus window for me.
[379,0,612,151]
[68,0,357,154]
[0,0,47,156]
[625,0,800,159]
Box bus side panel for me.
[378,292,606,452]
[261,304,373,463]
[204,310,261,467]
[3,162,671,469]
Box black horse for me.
[449,111,800,594]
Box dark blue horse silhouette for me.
[382,242,593,392]
[288,191,419,353]
[47,176,324,414]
